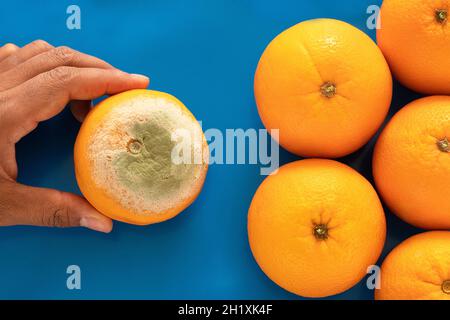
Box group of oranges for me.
[73,0,450,301]
[249,0,450,300]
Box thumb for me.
[0,180,112,232]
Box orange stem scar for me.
[442,280,450,294]
[313,223,329,240]
[437,137,450,153]
[436,9,448,24]
[320,82,337,98]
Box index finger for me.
[4,67,149,133]
[0,43,19,63]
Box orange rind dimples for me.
[254,18,392,158]
[377,0,450,94]
[248,159,386,298]
[373,96,450,229]
[376,231,450,300]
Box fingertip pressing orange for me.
[376,231,450,300]
[248,159,386,298]
[74,89,208,225]
[377,0,450,94]
[254,18,392,158]
[373,96,450,229]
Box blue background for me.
[0,0,424,299]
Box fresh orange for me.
[254,18,392,158]
[248,159,386,298]
[74,89,208,225]
[373,96,450,229]
[377,0,450,94]
[376,231,450,300]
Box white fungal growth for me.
[88,94,207,215]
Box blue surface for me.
[0,0,424,299]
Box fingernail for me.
[80,217,112,233]
[130,73,150,82]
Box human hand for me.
[0,40,149,232]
